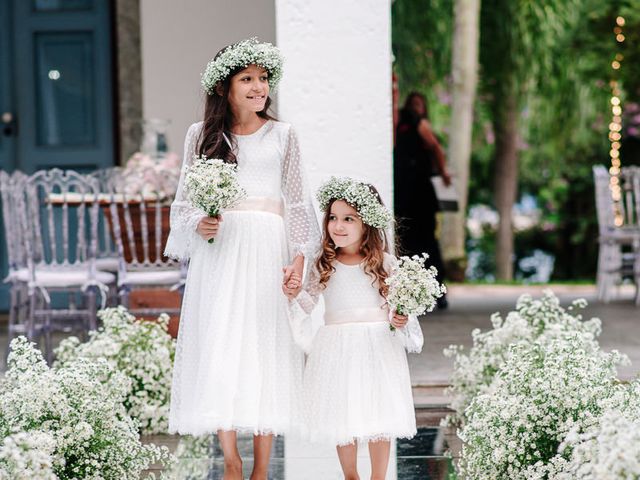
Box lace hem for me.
[164,205,205,261]
[316,430,417,447]
[168,423,291,438]
[398,315,424,354]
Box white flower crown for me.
[316,176,393,229]
[201,37,284,95]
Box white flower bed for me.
[458,334,629,479]
[444,290,601,426]
[554,382,640,479]
[0,337,170,479]
[0,431,57,480]
[54,307,175,435]
[448,291,640,479]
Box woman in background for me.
[394,92,450,309]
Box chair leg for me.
[5,284,19,366]
[87,287,97,332]
[106,283,117,307]
[18,283,29,333]
[596,244,609,302]
[27,290,38,342]
[44,313,53,366]
[119,286,130,309]
[69,291,77,311]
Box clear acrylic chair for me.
[593,165,640,303]
[102,166,183,316]
[0,170,29,362]
[16,168,116,363]
[88,167,123,275]
[620,166,640,305]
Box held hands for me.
[390,311,409,329]
[282,256,304,299]
[197,215,223,241]
[282,270,302,299]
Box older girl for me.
[165,38,319,480]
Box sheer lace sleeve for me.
[281,126,320,260]
[401,315,424,353]
[288,258,323,353]
[164,123,207,260]
[384,253,424,354]
[295,259,323,314]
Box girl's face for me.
[328,200,365,250]
[228,64,270,113]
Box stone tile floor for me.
[145,422,455,479]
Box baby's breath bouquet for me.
[184,156,246,243]
[385,253,446,331]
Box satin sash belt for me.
[324,306,389,326]
[227,196,284,217]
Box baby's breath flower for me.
[443,290,601,427]
[385,253,445,316]
[201,37,284,94]
[458,334,629,479]
[0,336,172,479]
[316,176,392,229]
[54,306,175,435]
[185,157,246,219]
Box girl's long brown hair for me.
[315,187,391,298]
[197,45,276,163]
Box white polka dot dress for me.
[165,120,319,436]
[291,253,423,446]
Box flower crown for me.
[316,176,393,229]
[201,37,284,95]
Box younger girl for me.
[284,177,423,480]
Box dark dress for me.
[393,109,446,287]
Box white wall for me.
[139,0,276,157]
[275,0,394,207]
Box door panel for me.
[13,0,114,173]
[35,31,96,147]
[0,0,114,311]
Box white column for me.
[275,0,394,207]
[276,2,395,478]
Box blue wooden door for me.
[0,0,115,310]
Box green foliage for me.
[393,0,640,280]
[392,0,454,135]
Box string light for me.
[608,16,625,226]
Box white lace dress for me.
[165,120,319,436]
[289,253,423,446]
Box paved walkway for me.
[410,284,640,387]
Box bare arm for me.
[417,119,451,186]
